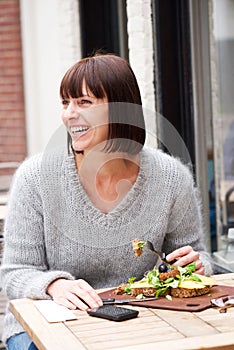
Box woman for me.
[1,53,213,349]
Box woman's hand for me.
[47,278,103,310]
[166,245,204,275]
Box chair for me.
[225,185,234,231]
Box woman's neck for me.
[75,150,139,177]
[74,150,140,213]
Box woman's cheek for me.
[61,112,68,126]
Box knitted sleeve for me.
[162,159,213,276]
[0,155,74,300]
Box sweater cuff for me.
[26,271,75,300]
[200,252,213,276]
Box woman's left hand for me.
[166,245,204,275]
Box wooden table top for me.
[10,273,234,350]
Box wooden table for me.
[10,273,234,350]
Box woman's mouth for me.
[71,126,90,134]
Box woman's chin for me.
[72,141,86,153]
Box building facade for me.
[1,0,234,270]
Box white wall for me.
[126,0,157,147]
[213,0,234,40]
[20,0,81,156]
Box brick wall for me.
[0,0,26,176]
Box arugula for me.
[178,262,196,276]
[128,277,136,284]
[156,286,169,298]
[189,275,202,282]
[137,241,147,249]
[124,284,132,295]
[125,262,198,299]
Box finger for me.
[195,259,203,270]
[71,285,102,309]
[195,266,204,275]
[72,297,90,311]
[65,291,91,311]
[55,290,99,311]
[53,297,77,310]
[166,245,193,262]
[170,250,200,267]
[75,280,103,306]
[87,289,103,306]
[195,260,204,275]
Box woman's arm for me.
[0,156,74,300]
[163,161,213,276]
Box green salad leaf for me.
[124,262,200,299]
[189,275,202,282]
[137,241,147,249]
[128,277,136,284]
[124,284,132,295]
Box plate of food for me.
[99,239,234,312]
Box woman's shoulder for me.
[6,154,45,201]
[143,147,194,182]
[14,153,42,179]
[13,147,67,188]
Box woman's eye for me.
[61,100,69,108]
[79,99,92,106]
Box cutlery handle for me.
[102,298,115,305]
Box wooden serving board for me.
[99,285,234,312]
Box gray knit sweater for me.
[0,146,212,343]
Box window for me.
[79,0,128,59]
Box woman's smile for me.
[70,125,91,139]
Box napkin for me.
[34,300,77,323]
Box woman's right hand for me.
[47,278,103,310]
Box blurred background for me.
[0,0,234,272]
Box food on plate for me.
[115,263,216,299]
[126,238,216,299]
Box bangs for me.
[60,58,106,99]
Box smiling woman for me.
[0,52,213,350]
[60,54,146,155]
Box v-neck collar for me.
[64,149,151,226]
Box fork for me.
[145,241,177,266]
[145,241,168,263]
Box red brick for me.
[0,0,26,165]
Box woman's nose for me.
[65,102,80,118]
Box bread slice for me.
[115,273,216,298]
[170,275,216,298]
[171,285,211,298]
[115,281,161,297]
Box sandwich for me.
[115,239,216,299]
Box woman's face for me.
[61,81,109,153]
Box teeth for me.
[71,126,89,134]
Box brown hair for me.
[60,53,145,154]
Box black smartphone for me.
[87,304,139,321]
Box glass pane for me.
[212,0,234,271]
